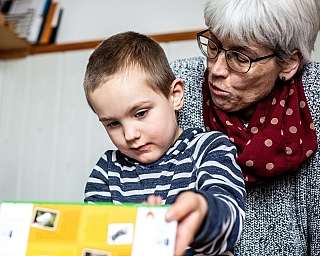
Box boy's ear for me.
[170,78,184,111]
[279,50,301,81]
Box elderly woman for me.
[170,0,320,255]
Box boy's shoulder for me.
[183,127,233,145]
[97,149,135,169]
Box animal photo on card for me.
[31,207,59,230]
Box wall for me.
[57,0,206,43]
[0,0,319,202]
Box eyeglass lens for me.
[198,35,251,73]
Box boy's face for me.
[89,68,184,164]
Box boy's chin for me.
[135,155,158,164]
[131,152,162,165]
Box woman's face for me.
[207,36,283,112]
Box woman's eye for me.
[135,110,147,118]
[208,41,218,52]
[234,52,249,63]
[106,121,120,128]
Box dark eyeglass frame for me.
[196,29,276,73]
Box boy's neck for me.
[173,127,183,144]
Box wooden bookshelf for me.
[0,25,30,59]
[0,30,199,59]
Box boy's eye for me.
[135,110,147,118]
[106,121,120,128]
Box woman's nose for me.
[123,124,140,142]
[208,52,229,77]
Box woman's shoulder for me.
[302,62,320,129]
[171,57,206,129]
[170,56,206,79]
[302,62,320,92]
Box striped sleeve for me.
[84,152,112,203]
[191,132,246,255]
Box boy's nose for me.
[123,124,140,142]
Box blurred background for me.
[0,0,319,201]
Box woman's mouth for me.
[210,85,229,97]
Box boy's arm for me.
[167,132,245,255]
[84,154,112,203]
[166,191,208,256]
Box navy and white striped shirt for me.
[85,128,245,255]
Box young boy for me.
[83,31,245,256]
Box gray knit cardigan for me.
[171,57,320,256]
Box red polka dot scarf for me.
[202,71,318,183]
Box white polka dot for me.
[300,139,303,144]
[244,176,249,181]
[272,98,277,105]
[238,127,242,131]
[306,150,313,157]
[246,139,251,145]
[300,101,306,108]
[281,130,284,136]
[286,108,293,115]
[246,160,254,167]
[251,127,259,134]
[289,126,297,134]
[289,89,294,95]
[271,118,278,125]
[260,116,266,123]
[212,117,216,122]
[264,139,273,147]
[226,120,233,126]
[266,163,274,170]
[229,137,235,142]
[310,123,315,130]
[280,100,286,107]
[285,147,293,155]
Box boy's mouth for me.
[132,143,151,152]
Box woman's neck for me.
[235,104,257,124]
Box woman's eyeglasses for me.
[197,29,276,73]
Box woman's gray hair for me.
[204,0,320,65]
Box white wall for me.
[57,0,207,43]
[0,0,319,202]
[0,50,102,201]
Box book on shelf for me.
[4,9,33,39]
[0,0,14,14]
[49,2,62,44]
[9,0,52,43]
[2,0,62,45]
[38,1,56,44]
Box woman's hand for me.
[166,191,208,256]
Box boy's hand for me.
[146,194,163,205]
[165,191,208,256]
